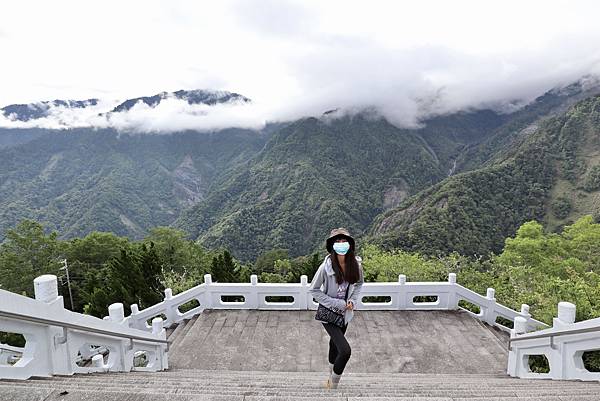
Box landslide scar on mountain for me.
[172,155,203,207]
[383,180,409,210]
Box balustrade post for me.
[249,275,259,309]
[547,302,576,379]
[201,274,213,309]
[447,273,458,310]
[108,303,125,325]
[554,302,576,328]
[398,275,407,309]
[483,288,496,325]
[34,275,60,303]
[518,304,531,331]
[129,304,146,331]
[33,275,72,376]
[108,302,133,372]
[300,275,309,310]
[152,317,165,336]
[163,288,179,327]
[513,316,528,334]
[507,316,529,377]
[151,317,168,370]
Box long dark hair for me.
[328,238,360,284]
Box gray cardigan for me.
[308,255,364,324]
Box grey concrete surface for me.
[2,310,598,401]
[168,310,509,374]
[2,369,600,400]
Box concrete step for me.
[0,384,599,401]
[20,371,599,387]
[1,310,592,401]
[0,388,594,401]
[10,382,599,396]
[0,387,594,401]
[1,370,599,400]
[168,316,198,351]
[2,380,599,398]
[24,375,600,391]
[166,318,188,346]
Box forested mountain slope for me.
[456,78,600,172]
[1,81,599,260]
[176,111,518,261]
[0,128,267,240]
[369,94,600,256]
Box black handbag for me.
[315,284,349,328]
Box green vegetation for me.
[370,94,600,257]
[1,84,598,263]
[0,220,321,319]
[2,215,599,324]
[2,215,600,368]
[551,196,572,219]
[364,216,600,324]
[0,128,267,242]
[583,165,600,192]
[177,115,447,261]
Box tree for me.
[61,231,129,311]
[0,220,61,297]
[83,242,165,317]
[551,196,572,219]
[210,250,238,283]
[254,249,289,274]
[144,226,211,275]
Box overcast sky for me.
[1,0,600,131]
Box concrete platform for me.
[168,310,509,374]
[3,311,599,400]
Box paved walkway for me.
[169,310,509,374]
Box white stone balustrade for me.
[6,271,598,382]
[0,275,168,380]
[126,272,548,335]
[508,301,600,380]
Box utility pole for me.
[60,259,74,310]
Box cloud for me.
[1,1,600,132]
[102,97,266,133]
[0,99,119,130]
[0,96,267,133]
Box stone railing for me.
[508,301,600,380]
[126,272,548,334]
[13,271,597,381]
[0,275,168,380]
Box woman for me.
[308,227,364,390]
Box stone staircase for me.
[2,310,599,400]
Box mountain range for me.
[1,80,599,261]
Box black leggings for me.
[322,322,351,375]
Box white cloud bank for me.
[1,0,600,132]
[0,96,269,133]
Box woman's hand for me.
[346,301,354,310]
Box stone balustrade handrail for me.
[508,301,600,381]
[0,275,168,380]
[126,272,549,334]
[4,271,598,382]
[0,310,169,346]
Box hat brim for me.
[326,234,355,253]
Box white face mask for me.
[333,241,350,255]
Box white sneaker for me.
[331,372,341,389]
